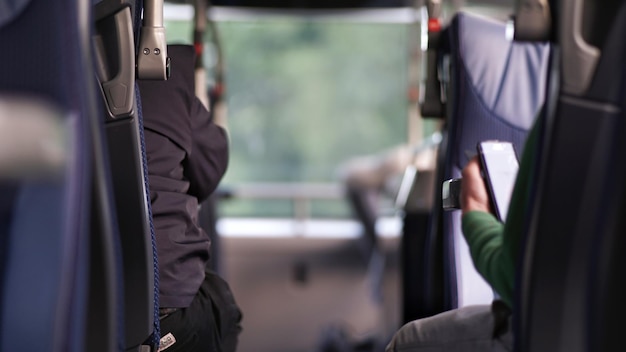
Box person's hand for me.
[461,156,491,215]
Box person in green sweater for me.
[385,121,540,352]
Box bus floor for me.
[219,234,401,352]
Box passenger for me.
[138,44,242,352]
[385,118,541,351]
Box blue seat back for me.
[0,0,101,350]
[426,12,549,311]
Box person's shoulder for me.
[165,44,196,93]
[167,45,195,70]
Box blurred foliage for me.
[166,18,412,217]
[218,20,409,183]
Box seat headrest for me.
[451,12,549,130]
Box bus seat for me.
[422,11,549,314]
[0,0,115,350]
[93,0,166,349]
[517,1,626,351]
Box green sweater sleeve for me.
[461,121,540,308]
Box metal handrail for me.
[221,182,344,200]
[219,182,345,221]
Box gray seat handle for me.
[559,0,600,96]
[94,4,135,119]
[137,0,170,80]
[0,96,67,179]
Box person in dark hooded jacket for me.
[138,44,241,352]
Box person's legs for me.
[159,280,220,352]
[204,269,243,352]
[385,304,512,352]
[159,270,242,352]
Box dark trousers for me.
[159,270,242,352]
